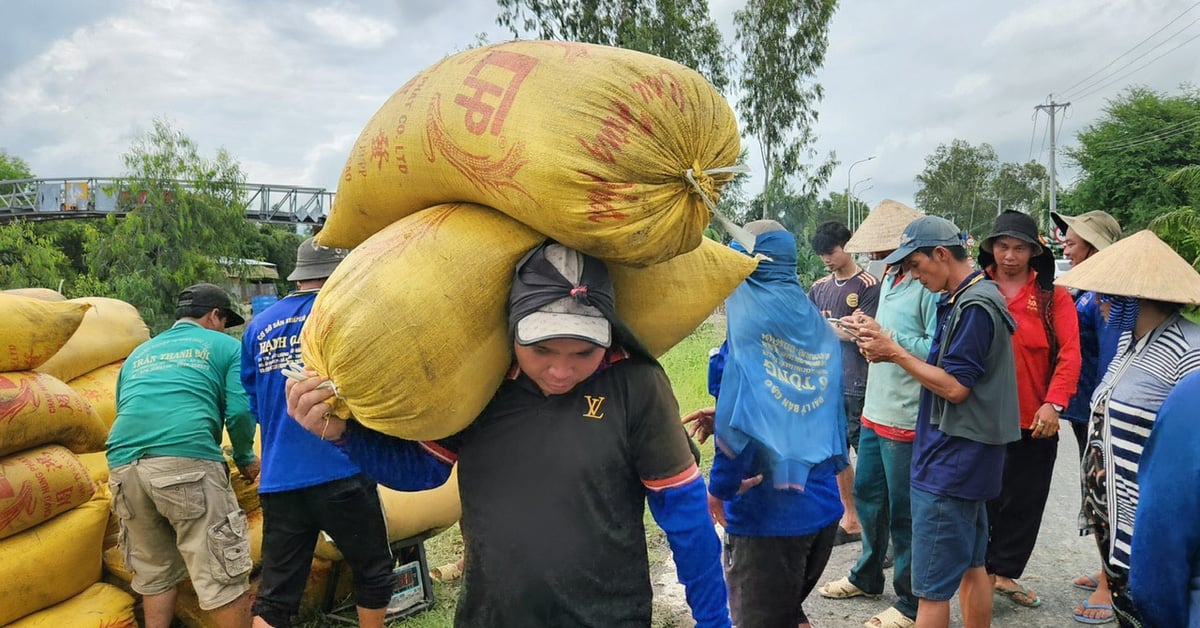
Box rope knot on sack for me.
[683,163,755,252]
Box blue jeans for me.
[849,427,917,619]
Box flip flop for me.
[1072,573,1100,592]
[833,526,862,546]
[995,583,1042,608]
[1073,601,1115,624]
[863,606,916,628]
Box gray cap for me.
[288,237,348,281]
[511,243,613,348]
[881,216,964,265]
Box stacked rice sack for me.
[0,291,147,627]
[308,40,755,440]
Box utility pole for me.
[1034,99,1069,226]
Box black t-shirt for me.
[440,354,696,628]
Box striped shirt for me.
[1094,314,1200,569]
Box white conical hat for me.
[1055,230,1200,305]
[844,199,923,253]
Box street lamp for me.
[851,177,873,229]
[846,155,876,226]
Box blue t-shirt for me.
[910,273,1008,501]
[1064,290,1121,424]
[240,291,362,493]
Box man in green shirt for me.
[106,283,259,628]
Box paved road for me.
[805,431,1098,627]
[652,429,1101,627]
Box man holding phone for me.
[810,221,881,544]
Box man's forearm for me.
[892,351,970,404]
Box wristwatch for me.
[1050,403,1064,413]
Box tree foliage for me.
[496,0,731,91]
[0,221,72,290]
[85,119,257,331]
[1066,87,1200,231]
[913,140,1049,238]
[0,150,34,197]
[734,0,837,218]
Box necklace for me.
[832,271,856,287]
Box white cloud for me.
[305,6,398,49]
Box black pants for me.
[1071,420,1089,459]
[253,474,394,628]
[725,523,838,627]
[985,430,1058,579]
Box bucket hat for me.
[1050,210,1121,251]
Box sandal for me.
[430,561,463,582]
[1073,573,1100,592]
[1073,600,1115,624]
[995,582,1042,608]
[818,577,879,599]
[834,526,862,546]
[864,606,915,628]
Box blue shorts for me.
[910,487,988,601]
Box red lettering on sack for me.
[574,99,654,164]
[578,170,634,222]
[370,130,390,171]
[453,51,538,137]
[629,71,687,114]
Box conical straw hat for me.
[845,199,923,253]
[1054,230,1200,305]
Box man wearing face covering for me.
[284,241,730,628]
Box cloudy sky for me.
[3,0,1198,214]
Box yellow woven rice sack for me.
[66,361,123,430]
[322,40,740,266]
[76,452,110,485]
[303,203,755,439]
[0,371,107,458]
[5,582,136,628]
[315,466,461,562]
[0,445,96,540]
[2,287,66,301]
[37,298,149,384]
[0,494,109,625]
[0,294,90,372]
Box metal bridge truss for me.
[0,177,333,225]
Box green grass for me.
[304,319,727,627]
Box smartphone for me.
[827,318,863,341]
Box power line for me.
[1092,117,1200,151]
[1089,115,1200,150]
[1027,113,1040,162]
[1058,1,1200,97]
[1070,29,1200,103]
[1065,19,1200,102]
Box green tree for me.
[495,0,731,91]
[913,140,1000,237]
[0,221,72,290]
[734,0,838,219]
[242,224,308,296]
[1067,87,1200,231]
[85,119,257,331]
[0,150,34,197]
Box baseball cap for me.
[509,243,613,348]
[1051,210,1121,251]
[288,237,348,281]
[881,216,964,265]
[177,283,245,327]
